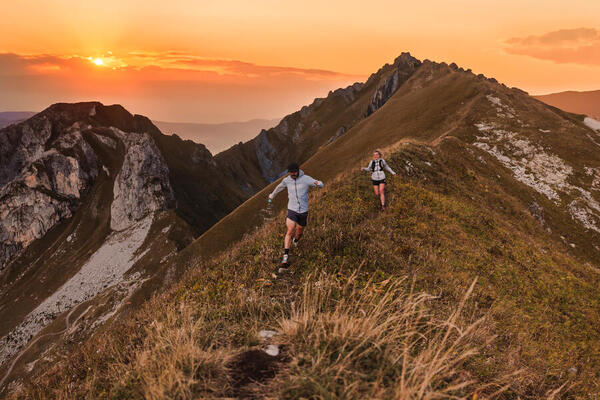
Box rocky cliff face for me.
[0,102,252,270]
[110,129,174,231]
[216,52,423,187]
[364,52,422,116]
[0,118,99,270]
[0,104,178,270]
[0,102,257,386]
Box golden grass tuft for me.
[132,305,231,399]
[272,272,514,399]
[9,148,593,398]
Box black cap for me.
[287,162,300,173]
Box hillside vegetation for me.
[14,144,599,399]
[3,53,600,398]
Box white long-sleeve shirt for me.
[362,159,396,181]
[268,170,323,213]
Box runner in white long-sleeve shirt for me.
[361,149,396,211]
[268,162,323,265]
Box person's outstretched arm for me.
[383,160,397,175]
[361,160,373,172]
[268,180,287,201]
[305,175,324,188]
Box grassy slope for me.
[187,60,600,264]
[7,61,600,397]
[0,209,197,393]
[15,143,599,398]
[181,61,485,260]
[213,55,410,189]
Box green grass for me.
[13,145,600,399]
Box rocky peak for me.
[0,102,177,269]
[365,53,422,117]
[393,52,421,70]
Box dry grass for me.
[9,144,598,398]
[272,273,512,399]
[31,272,510,400]
[132,305,231,399]
[109,271,516,399]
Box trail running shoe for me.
[381,205,386,211]
[281,254,289,264]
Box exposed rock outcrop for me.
[0,120,99,270]
[110,129,174,231]
[365,52,422,117]
[254,129,284,182]
[0,103,180,269]
[327,126,347,144]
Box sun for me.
[93,58,104,66]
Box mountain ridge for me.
[2,52,600,397]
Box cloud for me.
[0,52,360,80]
[504,28,600,66]
[121,52,356,80]
[0,52,365,123]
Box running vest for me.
[371,159,383,172]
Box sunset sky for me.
[1,0,599,123]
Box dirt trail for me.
[0,304,89,389]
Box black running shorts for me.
[286,209,308,226]
[372,179,386,186]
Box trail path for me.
[0,304,88,389]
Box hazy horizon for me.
[2,1,600,122]
[0,109,280,126]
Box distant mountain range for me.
[153,118,280,153]
[0,112,279,154]
[0,112,36,128]
[535,90,600,119]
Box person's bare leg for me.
[379,183,386,208]
[373,185,379,198]
[284,218,296,249]
[295,225,304,240]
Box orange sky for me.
[1,0,599,122]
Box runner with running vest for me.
[361,150,396,211]
[268,162,324,265]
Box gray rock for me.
[365,53,421,117]
[110,129,175,231]
[258,330,278,339]
[0,120,99,270]
[264,344,279,356]
[327,126,347,144]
